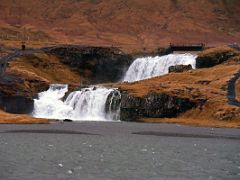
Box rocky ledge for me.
[0,95,33,114]
[196,47,239,68]
[120,91,205,121]
[45,46,134,83]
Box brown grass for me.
[114,64,239,98]
[108,61,240,123]
[0,0,240,52]
[142,117,240,128]
[0,111,48,124]
[8,53,82,86]
[0,52,82,97]
[198,47,239,58]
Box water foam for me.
[123,53,196,82]
[33,85,121,121]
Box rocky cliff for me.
[46,46,133,83]
[120,91,204,121]
[0,95,33,114]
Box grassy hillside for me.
[0,0,240,50]
[8,53,82,86]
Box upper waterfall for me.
[123,53,197,82]
[33,85,121,121]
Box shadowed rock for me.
[45,46,134,83]
[196,47,239,68]
[169,64,192,73]
[0,95,33,114]
[120,91,205,121]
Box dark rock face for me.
[45,46,133,83]
[105,90,121,111]
[196,48,238,68]
[120,91,201,121]
[105,89,121,120]
[0,95,33,114]
[169,64,192,73]
[227,72,240,107]
[0,62,6,76]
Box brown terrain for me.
[0,47,239,126]
[0,53,81,97]
[0,110,48,124]
[0,0,240,51]
[0,1,240,126]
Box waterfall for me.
[123,53,197,82]
[33,85,121,121]
[33,53,197,121]
[33,84,72,119]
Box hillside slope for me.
[0,0,240,50]
[113,60,240,127]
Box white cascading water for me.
[33,84,121,121]
[33,84,72,119]
[33,53,197,121]
[123,53,197,82]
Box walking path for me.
[227,71,240,107]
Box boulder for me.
[168,64,192,73]
[196,47,239,68]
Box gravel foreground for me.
[0,121,239,180]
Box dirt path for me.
[227,71,240,107]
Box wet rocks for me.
[120,91,200,121]
[105,89,121,120]
[0,95,34,114]
[168,64,192,73]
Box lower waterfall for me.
[33,84,121,121]
[123,53,197,82]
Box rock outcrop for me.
[196,47,239,68]
[105,89,121,119]
[0,95,33,114]
[120,91,204,121]
[168,64,192,73]
[45,46,133,83]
